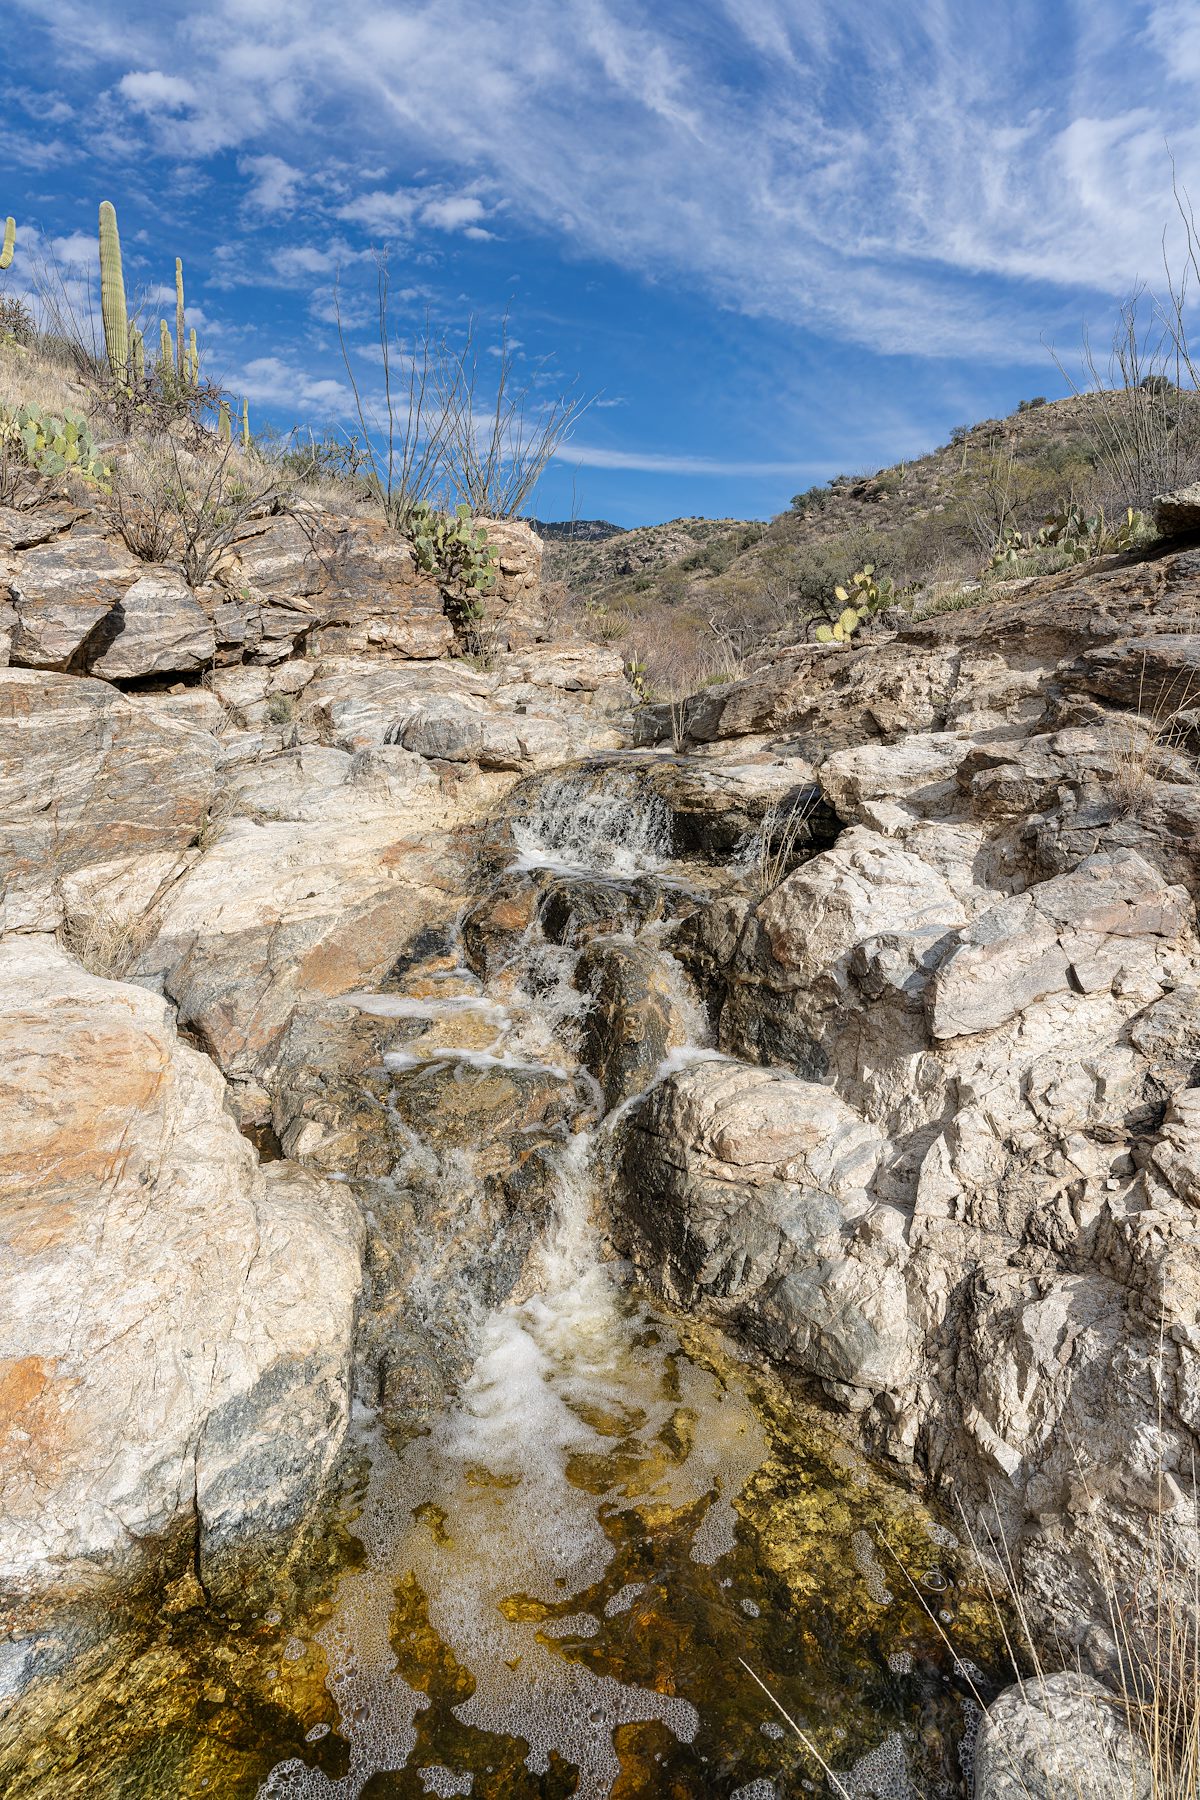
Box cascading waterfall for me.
[0,754,993,1800]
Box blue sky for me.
[5,0,1200,526]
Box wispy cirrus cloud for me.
[15,0,1200,364]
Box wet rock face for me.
[577,939,696,1108]
[266,977,591,1418]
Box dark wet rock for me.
[539,872,669,947]
[576,939,697,1108]
[461,872,541,976]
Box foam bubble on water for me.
[850,1530,893,1606]
[418,1768,473,1796]
[838,1732,913,1800]
[731,1781,778,1800]
[602,1584,645,1618]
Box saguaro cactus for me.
[0,217,15,271]
[175,258,186,379]
[218,399,231,442]
[98,201,129,384]
[128,322,145,385]
[241,396,250,451]
[187,326,198,386]
[159,319,173,370]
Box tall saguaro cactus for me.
[98,201,129,385]
[175,258,186,380]
[128,322,145,385]
[0,217,15,272]
[159,319,173,371]
[241,396,250,451]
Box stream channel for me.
[4,758,1004,1800]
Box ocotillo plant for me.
[98,201,129,384]
[0,217,15,272]
[175,259,186,380]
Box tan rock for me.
[86,567,216,678]
[0,670,217,931]
[8,530,140,669]
[135,813,466,1083]
[0,938,362,1589]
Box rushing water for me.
[1,759,1004,1800]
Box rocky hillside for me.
[546,392,1166,692]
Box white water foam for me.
[510,768,672,878]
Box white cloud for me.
[556,444,823,476]
[50,231,96,268]
[420,194,486,231]
[117,69,197,111]
[338,188,420,233]
[234,354,353,411]
[240,152,303,214]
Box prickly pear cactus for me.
[814,564,895,645]
[0,403,110,487]
[405,500,496,590]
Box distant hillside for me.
[541,514,751,592]
[542,393,1151,694]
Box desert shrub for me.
[790,483,830,516]
[0,294,34,347]
[109,436,290,584]
[1017,395,1047,411]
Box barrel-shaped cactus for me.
[98,201,129,385]
[0,217,15,272]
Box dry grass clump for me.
[60,904,157,980]
[108,433,291,583]
[1109,660,1200,812]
